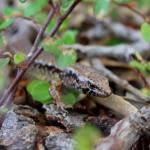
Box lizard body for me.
[28,57,111,97]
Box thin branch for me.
[91,58,150,102]
[28,5,57,57]
[66,19,150,61]
[0,0,81,107]
[113,1,150,24]
[50,0,81,37]
[0,47,43,106]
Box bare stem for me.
[50,0,81,37]
[28,5,57,57]
[113,1,149,23]
[0,0,81,107]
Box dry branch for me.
[66,19,150,61]
[91,58,150,102]
[96,106,150,150]
[0,0,81,107]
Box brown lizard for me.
[5,51,112,109]
[33,60,111,96]
[29,54,112,109]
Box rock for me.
[0,106,38,150]
[43,104,86,130]
[4,17,38,53]
[45,132,74,150]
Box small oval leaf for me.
[0,19,13,30]
[141,23,150,43]
[56,50,77,69]
[27,80,52,104]
[14,52,26,64]
[61,0,74,12]
[94,0,110,15]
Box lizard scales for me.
[28,53,111,97]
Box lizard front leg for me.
[49,78,65,111]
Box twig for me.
[0,47,43,106]
[0,0,81,107]
[50,0,81,37]
[91,58,150,102]
[65,44,136,61]
[66,19,150,61]
[79,19,142,42]
[28,4,57,57]
[113,1,150,24]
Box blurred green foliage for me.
[141,23,150,43]
[0,58,10,69]
[94,0,110,15]
[0,19,13,31]
[23,0,47,17]
[63,92,77,105]
[73,124,101,150]
[129,59,150,75]
[14,52,26,64]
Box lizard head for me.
[61,64,112,97]
[82,77,112,97]
[74,64,112,97]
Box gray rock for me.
[45,132,75,150]
[0,106,38,150]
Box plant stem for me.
[50,0,81,37]
[113,1,149,23]
[28,5,57,57]
[0,0,81,107]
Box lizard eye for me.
[87,81,98,92]
[89,83,97,91]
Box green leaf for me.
[129,60,144,71]
[141,23,150,43]
[27,80,52,104]
[0,35,5,47]
[129,60,145,73]
[0,75,4,90]
[0,19,13,30]
[0,58,10,69]
[35,12,47,24]
[137,0,150,8]
[60,19,69,32]
[1,7,17,16]
[73,125,101,150]
[14,52,26,64]
[142,88,150,97]
[42,39,62,57]
[56,50,77,69]
[57,30,77,45]
[47,19,69,33]
[94,0,110,15]
[63,92,77,105]
[145,62,150,73]
[24,0,47,17]
[106,38,124,46]
[0,107,9,115]
[60,0,74,12]
[46,19,56,33]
